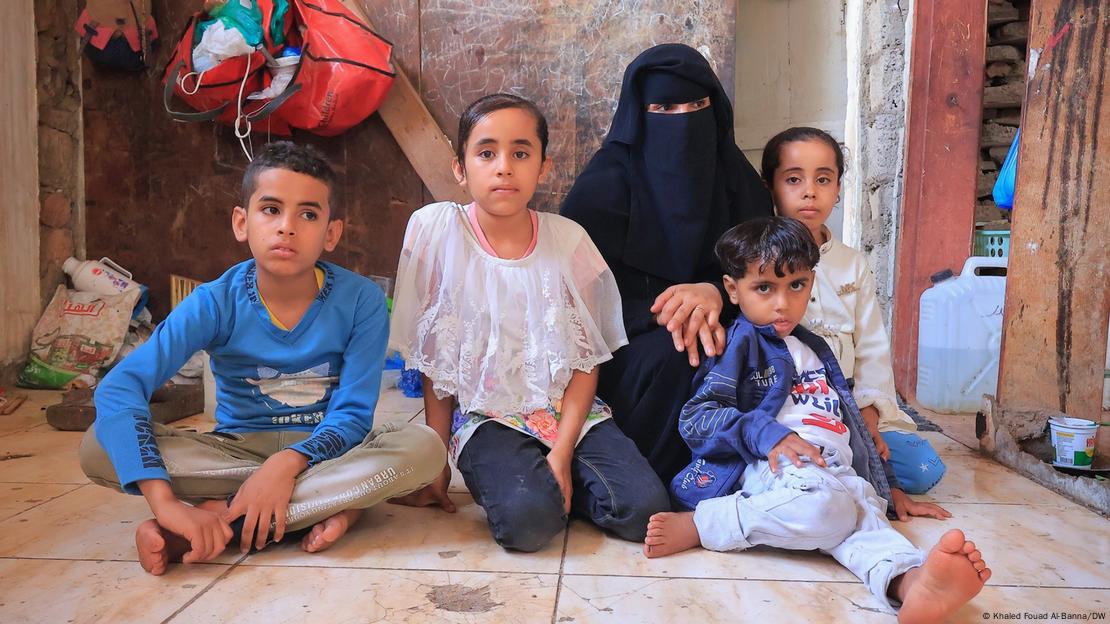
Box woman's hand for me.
[651,282,726,366]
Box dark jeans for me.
[457,419,671,553]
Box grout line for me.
[0,555,234,566]
[0,480,90,485]
[0,556,1105,592]
[0,483,89,522]
[548,572,1110,591]
[550,524,571,624]
[233,559,560,576]
[160,553,249,624]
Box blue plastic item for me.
[397,368,424,398]
[992,128,1020,210]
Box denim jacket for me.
[670,313,900,514]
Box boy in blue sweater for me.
[643,217,990,623]
[80,142,445,575]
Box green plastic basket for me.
[974,230,1010,258]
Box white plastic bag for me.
[192,20,254,72]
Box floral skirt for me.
[448,397,612,464]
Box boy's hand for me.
[767,433,827,475]
[546,448,574,514]
[141,479,233,563]
[890,488,952,522]
[389,466,456,513]
[225,449,306,552]
[151,498,234,563]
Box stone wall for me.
[843,0,910,323]
[975,0,1029,226]
[36,0,84,312]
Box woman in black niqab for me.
[561,43,772,482]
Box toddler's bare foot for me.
[897,529,990,623]
[301,508,364,553]
[135,519,189,576]
[643,512,700,558]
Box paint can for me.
[1049,417,1098,469]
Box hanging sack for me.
[269,0,396,136]
[76,0,159,71]
[161,0,297,136]
[992,127,1020,211]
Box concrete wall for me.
[735,0,849,239]
[1,0,40,383]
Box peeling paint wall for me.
[735,0,849,240]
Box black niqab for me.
[562,43,772,284]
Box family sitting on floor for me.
[80,44,989,623]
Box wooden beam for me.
[892,0,987,400]
[997,0,1109,435]
[0,0,40,382]
[341,0,469,205]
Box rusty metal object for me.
[46,383,203,431]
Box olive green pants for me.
[80,420,445,530]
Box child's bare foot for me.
[643,512,701,558]
[135,519,190,576]
[896,529,991,623]
[301,508,364,553]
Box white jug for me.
[62,257,138,295]
[916,256,1007,413]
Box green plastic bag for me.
[196,0,264,48]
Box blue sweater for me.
[93,260,388,493]
[671,314,898,513]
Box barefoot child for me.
[390,93,670,552]
[763,127,949,516]
[80,142,445,574]
[648,217,990,622]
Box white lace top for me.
[803,227,916,433]
[389,201,628,419]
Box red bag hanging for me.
[161,1,295,136]
[271,0,396,136]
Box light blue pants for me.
[692,451,926,612]
[881,431,946,494]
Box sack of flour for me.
[17,285,141,389]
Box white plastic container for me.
[62,257,138,295]
[1049,417,1098,469]
[916,257,1007,413]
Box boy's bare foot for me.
[135,519,190,576]
[896,529,991,623]
[301,508,364,553]
[643,512,701,558]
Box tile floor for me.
[0,388,1107,623]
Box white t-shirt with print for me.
[776,336,853,465]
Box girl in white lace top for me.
[389,94,669,552]
[762,127,951,519]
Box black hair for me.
[760,127,845,188]
[455,93,549,164]
[241,141,340,219]
[715,216,820,278]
